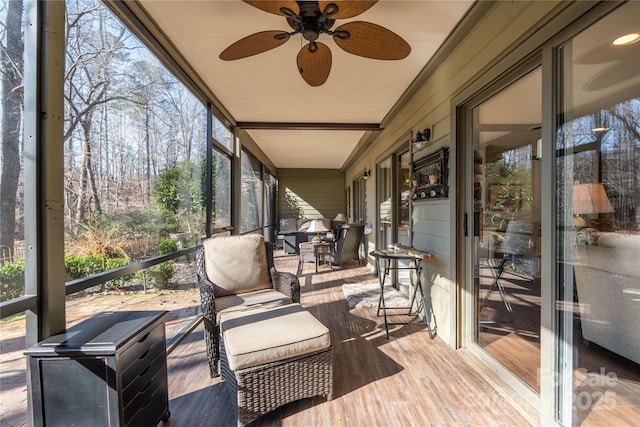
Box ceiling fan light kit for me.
[220,1,411,86]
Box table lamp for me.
[572,182,613,229]
[307,219,329,243]
[333,213,346,231]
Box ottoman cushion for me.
[221,303,330,371]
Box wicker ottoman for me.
[219,303,333,426]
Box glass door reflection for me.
[377,157,393,251]
[472,68,542,392]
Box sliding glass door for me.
[554,3,640,424]
[377,148,412,288]
[377,157,393,251]
[396,151,412,248]
[470,68,542,392]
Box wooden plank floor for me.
[162,252,532,427]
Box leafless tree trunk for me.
[75,116,102,225]
[0,0,24,260]
[145,103,151,203]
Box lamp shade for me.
[307,219,329,233]
[333,213,346,222]
[573,183,613,215]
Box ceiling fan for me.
[220,1,411,86]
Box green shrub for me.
[157,238,178,255]
[117,207,178,236]
[65,254,131,290]
[153,160,205,237]
[138,261,174,289]
[103,258,133,289]
[2,255,135,300]
[65,255,104,279]
[155,163,182,214]
[154,161,205,215]
[113,207,180,259]
[0,259,25,302]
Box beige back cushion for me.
[203,234,271,296]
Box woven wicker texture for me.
[221,338,333,426]
[197,242,300,378]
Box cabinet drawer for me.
[123,366,168,426]
[121,337,165,388]
[120,323,164,369]
[122,351,164,405]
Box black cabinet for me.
[25,311,170,427]
[282,232,317,254]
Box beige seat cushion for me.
[203,234,271,297]
[221,304,331,371]
[215,289,292,322]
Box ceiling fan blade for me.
[220,31,290,60]
[333,21,411,60]
[319,1,377,19]
[297,42,332,87]
[242,1,299,16]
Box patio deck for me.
[164,251,531,426]
[1,250,532,426]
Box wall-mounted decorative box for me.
[410,147,449,200]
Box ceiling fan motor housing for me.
[289,2,337,43]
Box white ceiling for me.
[138,0,473,169]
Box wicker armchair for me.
[196,235,300,377]
[332,223,364,266]
[297,241,332,274]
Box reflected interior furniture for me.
[369,247,434,339]
[219,303,333,426]
[298,241,333,274]
[332,223,364,266]
[572,232,640,365]
[479,220,538,320]
[479,220,539,324]
[25,311,170,427]
[478,251,519,329]
[196,234,300,377]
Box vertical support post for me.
[24,0,66,346]
[232,128,241,234]
[205,104,213,238]
[24,2,66,426]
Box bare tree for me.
[64,0,143,231]
[0,0,24,260]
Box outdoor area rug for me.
[342,283,410,309]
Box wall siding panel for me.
[278,169,345,221]
[344,1,566,347]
